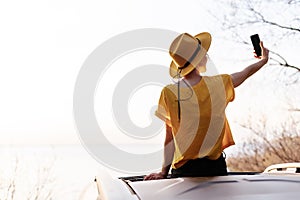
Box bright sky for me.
[0,0,298,145]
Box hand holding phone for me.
[250,34,262,57]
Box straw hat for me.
[169,32,212,78]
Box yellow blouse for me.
[155,74,235,169]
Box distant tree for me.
[0,156,56,200]
[227,115,300,172]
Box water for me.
[0,145,116,200]
[0,144,168,199]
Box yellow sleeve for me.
[155,88,171,123]
[222,74,235,103]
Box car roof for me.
[95,163,300,200]
[127,174,300,200]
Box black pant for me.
[171,155,227,178]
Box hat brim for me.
[169,32,212,78]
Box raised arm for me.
[144,123,174,180]
[231,41,269,88]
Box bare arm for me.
[161,124,174,177]
[231,41,269,88]
[144,123,174,180]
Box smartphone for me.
[250,34,261,57]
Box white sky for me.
[0,0,299,145]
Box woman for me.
[144,32,269,180]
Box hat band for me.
[178,38,201,70]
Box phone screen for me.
[250,34,261,57]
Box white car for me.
[95,163,300,200]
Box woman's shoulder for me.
[203,74,231,82]
[161,84,177,95]
[204,74,230,79]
